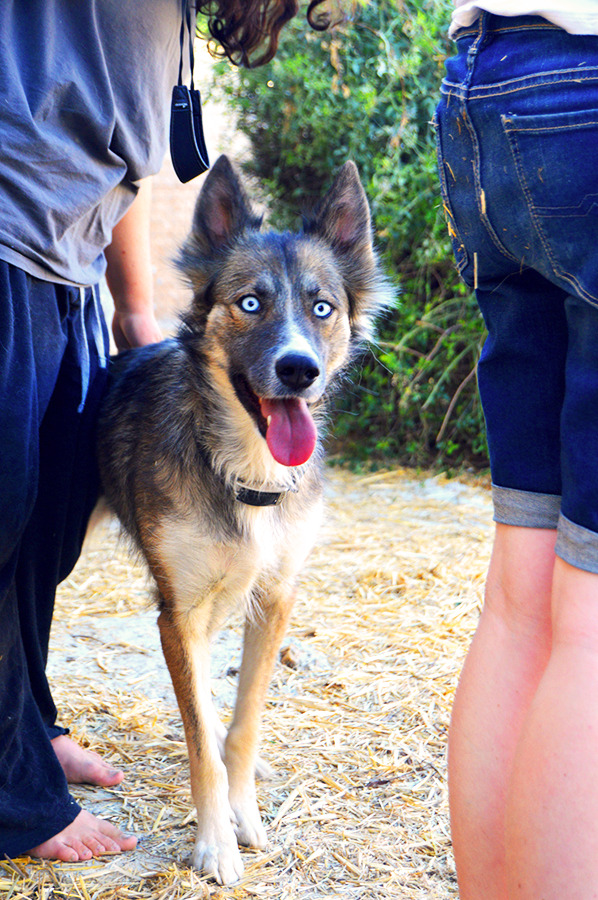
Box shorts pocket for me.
[433,109,470,275]
[502,108,598,305]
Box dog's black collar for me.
[233,470,302,507]
[195,439,303,508]
[235,486,284,507]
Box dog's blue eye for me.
[313,300,333,319]
[238,296,261,314]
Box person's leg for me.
[447,254,568,895]
[13,283,124,787]
[504,289,598,897]
[13,281,125,789]
[447,273,566,895]
[438,16,598,896]
[0,268,133,858]
[0,263,81,855]
[504,560,598,898]
[449,287,598,899]
[448,524,555,899]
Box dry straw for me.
[5,467,492,898]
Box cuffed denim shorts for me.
[435,13,598,573]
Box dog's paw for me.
[191,824,244,885]
[231,793,268,850]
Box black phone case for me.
[170,84,210,183]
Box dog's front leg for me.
[157,606,243,885]
[224,582,296,849]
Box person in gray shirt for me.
[0,0,328,865]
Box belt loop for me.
[465,11,491,82]
[477,11,495,49]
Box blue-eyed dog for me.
[97,155,393,884]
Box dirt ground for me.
[5,468,491,900]
[1,54,492,900]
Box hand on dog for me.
[112,309,163,351]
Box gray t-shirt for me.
[0,0,183,286]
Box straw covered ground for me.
[3,466,492,899]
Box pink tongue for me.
[260,398,317,467]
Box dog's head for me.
[177,155,394,468]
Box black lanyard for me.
[169,0,210,182]
[178,0,195,90]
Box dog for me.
[97,155,393,884]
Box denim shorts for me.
[435,14,598,573]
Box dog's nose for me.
[275,352,320,392]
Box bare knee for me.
[484,524,556,641]
[552,558,598,651]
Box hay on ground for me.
[5,467,492,899]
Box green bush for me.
[209,0,488,470]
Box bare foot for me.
[29,810,137,862]
[51,734,124,787]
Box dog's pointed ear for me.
[305,161,395,342]
[191,155,262,252]
[306,160,372,256]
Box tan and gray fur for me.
[97,156,393,885]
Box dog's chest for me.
[153,499,322,616]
